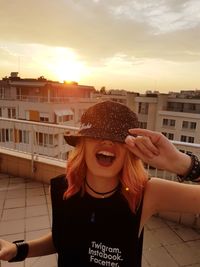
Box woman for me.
[0,100,200,266]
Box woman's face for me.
[84,138,127,180]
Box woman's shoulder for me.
[50,174,68,190]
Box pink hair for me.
[64,139,148,213]
[121,151,148,212]
[64,140,86,198]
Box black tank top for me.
[51,175,144,267]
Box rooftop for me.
[0,172,200,267]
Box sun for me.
[54,59,84,82]
[48,47,86,83]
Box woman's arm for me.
[125,128,200,231]
[27,232,56,257]
[0,232,56,262]
[139,177,200,232]
[125,128,193,176]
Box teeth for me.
[97,151,115,157]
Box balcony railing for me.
[0,95,93,103]
[0,117,78,162]
[0,117,200,180]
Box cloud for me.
[0,0,200,64]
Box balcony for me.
[0,95,93,104]
[1,118,200,266]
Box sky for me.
[0,0,200,93]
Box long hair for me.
[64,140,87,198]
[64,138,148,213]
[121,151,148,212]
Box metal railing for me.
[0,117,78,162]
[0,95,92,103]
[1,117,200,180]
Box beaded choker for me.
[85,179,119,198]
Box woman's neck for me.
[85,172,120,198]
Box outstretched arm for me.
[0,232,56,262]
[125,128,192,177]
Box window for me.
[182,121,188,129]
[182,121,196,130]
[138,103,149,114]
[168,133,174,140]
[40,112,49,122]
[10,129,13,142]
[0,129,5,142]
[189,103,196,111]
[162,118,176,127]
[8,108,16,119]
[40,117,49,122]
[35,132,56,147]
[170,120,175,126]
[5,129,9,141]
[19,130,29,144]
[162,132,174,140]
[180,135,194,143]
[63,115,73,122]
[163,119,168,126]
[190,122,196,129]
[181,135,187,142]
[0,108,2,117]
[44,134,54,147]
[0,128,13,142]
[139,122,147,129]
[188,136,194,143]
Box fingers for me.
[125,135,159,159]
[129,128,162,144]
[0,240,16,261]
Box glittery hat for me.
[64,100,139,146]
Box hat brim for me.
[64,134,80,147]
[64,132,126,147]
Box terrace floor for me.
[0,173,200,267]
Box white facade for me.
[134,92,200,145]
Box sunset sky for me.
[1,0,200,93]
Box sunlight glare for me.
[49,47,86,82]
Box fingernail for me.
[125,135,135,146]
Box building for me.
[1,73,200,160]
[0,73,141,161]
[0,72,97,124]
[134,91,200,151]
[0,72,97,160]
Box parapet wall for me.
[0,149,65,184]
[0,150,199,229]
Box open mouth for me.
[96,151,116,166]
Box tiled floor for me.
[1,173,200,267]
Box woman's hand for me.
[125,128,191,175]
[0,239,17,261]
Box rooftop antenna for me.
[18,56,21,75]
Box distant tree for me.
[38,76,47,81]
[100,86,106,94]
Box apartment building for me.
[0,72,97,159]
[0,72,97,123]
[1,72,199,160]
[134,91,200,146]
[0,73,141,161]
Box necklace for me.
[85,179,119,198]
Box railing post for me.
[30,125,36,173]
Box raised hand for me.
[125,128,191,175]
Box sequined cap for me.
[64,100,139,146]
